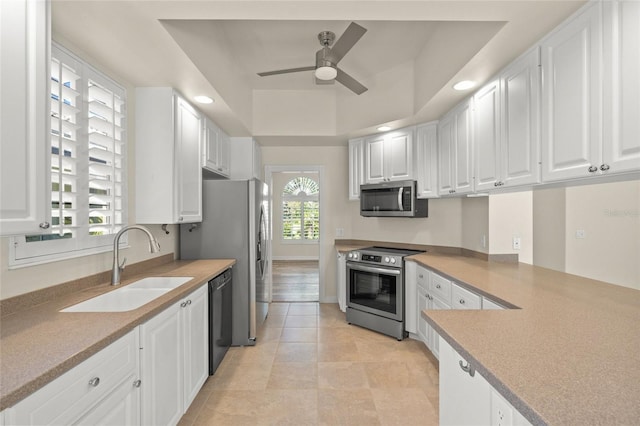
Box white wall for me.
[271,171,320,260]
[461,197,489,254]
[532,187,566,271]
[564,180,640,290]
[489,191,534,264]
[0,36,177,301]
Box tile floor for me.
[179,302,440,426]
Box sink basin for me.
[126,276,193,290]
[61,288,170,313]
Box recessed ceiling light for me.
[194,95,214,104]
[453,80,476,91]
[377,126,391,132]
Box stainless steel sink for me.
[60,276,193,312]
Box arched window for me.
[282,176,319,241]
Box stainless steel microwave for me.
[360,180,428,218]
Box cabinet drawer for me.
[451,283,482,310]
[416,265,429,289]
[430,272,452,302]
[8,329,139,425]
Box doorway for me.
[267,168,322,302]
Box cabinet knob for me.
[180,301,187,308]
[459,360,476,377]
[133,379,142,388]
[588,165,598,173]
[459,299,466,305]
[88,377,100,387]
[418,274,424,279]
[39,222,50,229]
[187,299,192,305]
[600,164,610,171]
[436,284,441,289]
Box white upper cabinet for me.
[540,1,603,182]
[438,99,474,195]
[415,122,439,198]
[474,48,541,192]
[202,117,230,177]
[364,127,414,183]
[136,88,202,224]
[473,79,502,191]
[500,48,541,187]
[229,137,263,180]
[602,0,640,174]
[0,0,50,236]
[348,138,364,200]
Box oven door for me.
[346,262,404,321]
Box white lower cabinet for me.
[6,329,140,425]
[336,250,347,312]
[140,283,208,426]
[440,337,532,426]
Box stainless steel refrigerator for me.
[180,178,269,346]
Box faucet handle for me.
[119,257,127,271]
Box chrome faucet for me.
[111,225,161,285]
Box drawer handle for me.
[88,377,100,387]
[436,284,441,289]
[459,299,466,305]
[459,360,476,377]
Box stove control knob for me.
[390,258,397,264]
[353,253,359,260]
[348,253,353,259]
[384,257,390,263]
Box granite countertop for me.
[0,259,235,410]
[409,252,640,426]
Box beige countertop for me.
[409,252,640,426]
[0,259,235,410]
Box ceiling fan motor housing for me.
[316,47,336,69]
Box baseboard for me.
[321,296,338,304]
[272,256,319,261]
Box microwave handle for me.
[398,187,404,211]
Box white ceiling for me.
[51,0,586,146]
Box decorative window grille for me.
[10,43,127,266]
[281,176,319,241]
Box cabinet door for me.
[365,135,386,183]
[348,138,364,200]
[76,374,140,426]
[501,48,541,187]
[437,113,455,195]
[415,123,439,198]
[218,131,231,176]
[202,118,220,172]
[175,96,202,223]
[540,1,602,181]
[404,261,418,334]
[474,80,502,191]
[602,0,640,174]
[337,252,347,312]
[386,130,413,181]
[140,301,183,426]
[454,100,474,194]
[416,286,430,343]
[182,285,208,412]
[0,0,49,236]
[439,337,491,426]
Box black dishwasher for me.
[209,268,232,375]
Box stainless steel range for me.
[346,246,424,340]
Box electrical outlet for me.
[575,229,586,239]
[491,390,514,426]
[335,228,344,237]
[512,237,521,250]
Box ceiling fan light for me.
[315,66,337,81]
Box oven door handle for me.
[348,263,401,276]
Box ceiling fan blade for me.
[330,22,367,64]
[336,68,367,95]
[257,66,315,77]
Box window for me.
[10,43,127,266]
[282,176,319,241]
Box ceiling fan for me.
[257,22,368,95]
